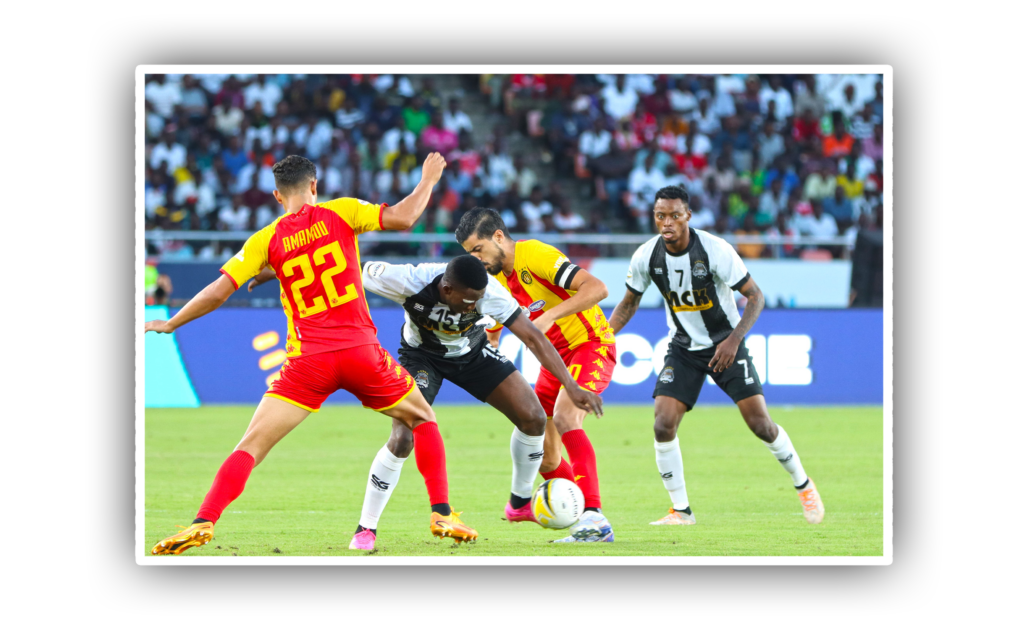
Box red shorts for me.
[266,344,415,412]
[534,342,617,417]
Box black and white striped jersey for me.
[361,261,522,360]
[626,229,751,351]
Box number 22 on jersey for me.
[281,240,357,318]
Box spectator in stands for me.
[863,123,884,161]
[641,79,672,117]
[793,75,825,120]
[759,75,794,119]
[631,101,658,144]
[241,170,273,216]
[179,75,209,123]
[759,177,788,222]
[382,117,416,161]
[612,118,643,152]
[822,185,855,232]
[692,96,721,136]
[669,76,699,115]
[402,95,431,135]
[852,179,880,223]
[451,131,481,177]
[736,212,767,259]
[547,99,590,175]
[601,75,639,120]
[316,155,344,198]
[521,185,553,233]
[244,74,283,116]
[146,74,182,118]
[628,152,667,231]
[421,110,459,158]
[757,119,786,169]
[588,142,634,221]
[335,96,366,131]
[151,129,187,175]
[218,195,251,232]
[822,123,855,159]
[832,83,865,122]
[510,154,538,198]
[443,97,473,135]
[634,138,672,172]
[493,191,524,232]
[836,160,864,199]
[689,197,717,231]
[553,198,587,233]
[579,118,613,160]
[871,81,884,120]
[803,163,837,200]
[711,153,738,193]
[792,108,821,151]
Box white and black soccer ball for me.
[531,478,584,529]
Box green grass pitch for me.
[144,404,884,558]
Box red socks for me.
[561,429,601,510]
[412,422,449,506]
[540,457,575,482]
[196,450,256,523]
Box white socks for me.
[510,428,545,499]
[763,425,809,487]
[654,437,690,511]
[358,445,407,530]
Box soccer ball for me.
[531,478,584,529]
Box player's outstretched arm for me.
[380,152,447,230]
[531,269,609,334]
[143,274,236,334]
[709,277,765,372]
[247,266,278,292]
[608,288,642,334]
[486,327,502,348]
[507,312,604,417]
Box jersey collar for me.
[662,228,697,257]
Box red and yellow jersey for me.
[220,197,385,358]
[492,239,616,355]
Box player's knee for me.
[747,415,776,442]
[387,427,414,458]
[653,415,678,443]
[519,406,547,437]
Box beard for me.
[484,246,505,275]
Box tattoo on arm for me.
[732,281,765,339]
[609,291,642,334]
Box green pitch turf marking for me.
[144,405,883,557]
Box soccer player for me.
[144,153,480,555]
[607,184,825,525]
[345,255,604,550]
[456,208,618,543]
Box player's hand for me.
[708,335,741,373]
[145,320,175,334]
[531,312,556,335]
[567,385,604,418]
[247,267,277,292]
[420,152,447,186]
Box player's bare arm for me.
[608,288,642,334]
[380,152,447,230]
[487,327,502,348]
[507,312,604,417]
[709,277,764,372]
[247,266,278,292]
[531,269,609,334]
[144,274,236,334]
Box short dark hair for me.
[445,254,489,291]
[272,155,317,194]
[454,207,510,244]
[654,184,690,206]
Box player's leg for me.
[152,355,329,556]
[482,370,547,522]
[351,356,440,550]
[534,370,575,482]
[714,342,824,524]
[648,345,705,525]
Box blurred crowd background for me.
[144,72,885,263]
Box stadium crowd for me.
[144,73,884,261]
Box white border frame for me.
[136,64,892,566]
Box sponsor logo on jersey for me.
[553,256,569,269]
[367,262,386,278]
[414,370,430,389]
[659,366,675,383]
[413,303,425,311]
[692,261,708,279]
[528,299,546,312]
[654,267,664,275]
[357,199,370,205]
[520,270,533,285]
[664,288,714,312]
[234,250,245,262]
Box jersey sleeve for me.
[219,226,273,289]
[361,261,415,305]
[625,242,653,295]
[524,240,581,290]
[321,197,385,235]
[706,234,751,290]
[478,275,523,330]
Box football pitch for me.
[144,404,884,558]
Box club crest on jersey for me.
[414,370,430,389]
[659,366,675,383]
[692,261,708,279]
[528,299,546,312]
[520,270,533,285]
